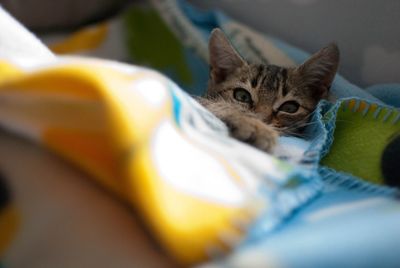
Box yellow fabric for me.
[50,23,109,54]
[0,59,265,265]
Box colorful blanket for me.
[1,1,400,267]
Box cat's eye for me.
[278,101,300,113]
[233,88,252,104]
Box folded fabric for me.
[150,1,400,267]
[321,98,400,185]
[0,56,321,265]
[206,173,400,268]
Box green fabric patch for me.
[322,100,400,185]
[123,6,192,84]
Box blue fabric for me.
[181,49,209,95]
[236,189,400,268]
[164,1,400,267]
[365,83,400,107]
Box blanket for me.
[1,1,400,267]
[0,6,320,266]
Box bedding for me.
[0,1,399,267]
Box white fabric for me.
[0,7,55,67]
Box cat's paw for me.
[225,117,278,152]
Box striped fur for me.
[200,29,339,152]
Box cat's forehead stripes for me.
[249,64,290,96]
[279,69,289,96]
[251,65,264,87]
[278,68,290,97]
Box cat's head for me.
[206,28,339,135]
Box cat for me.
[198,28,339,152]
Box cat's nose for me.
[254,106,273,123]
[262,115,273,124]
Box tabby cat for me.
[198,29,339,152]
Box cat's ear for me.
[295,43,339,98]
[209,28,246,83]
